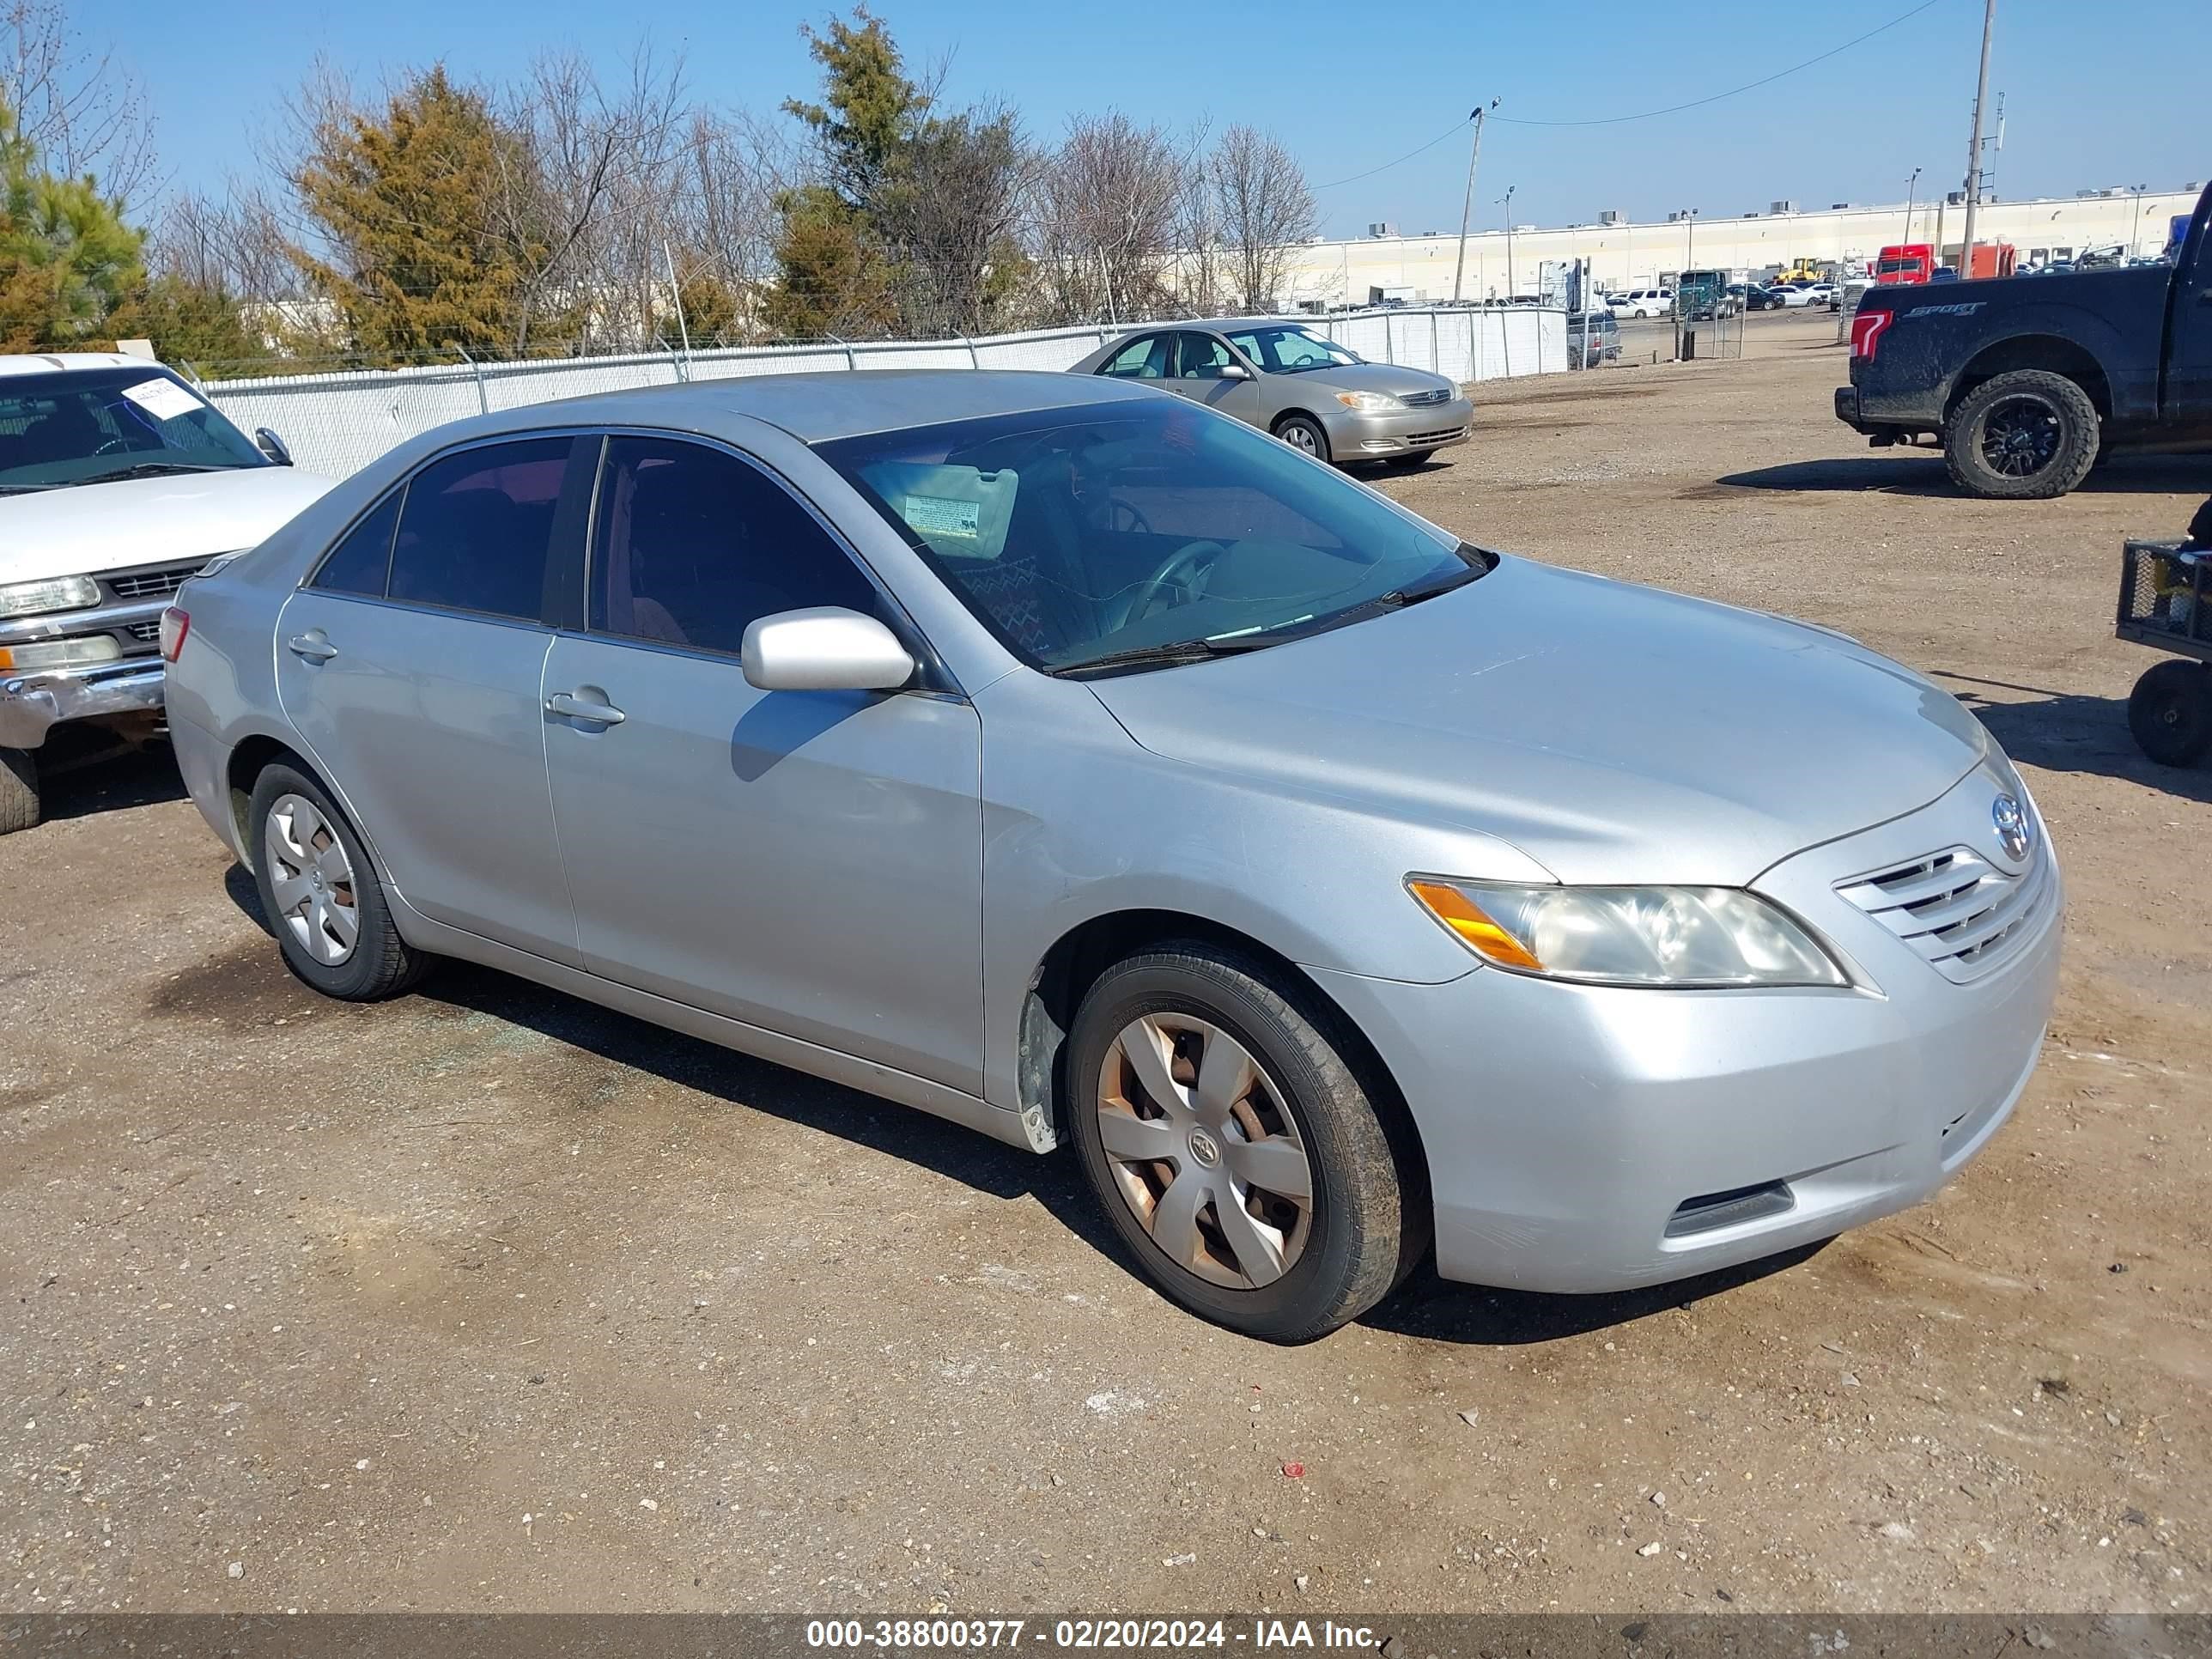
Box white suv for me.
[1606,289,1674,319]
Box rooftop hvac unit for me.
[1830,202,1850,210]
[1946,191,1966,205]
[1366,221,1398,237]
[1599,210,1624,225]
[1770,199,1797,214]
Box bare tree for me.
[1,0,157,203]
[665,109,792,343]
[1211,125,1316,313]
[1033,113,1188,325]
[875,98,1034,337]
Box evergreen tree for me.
[0,95,143,351]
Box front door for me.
[539,434,987,1093]
[2164,229,2212,434]
[274,435,592,963]
[1168,331,1268,425]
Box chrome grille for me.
[1837,842,2055,985]
[106,563,203,600]
[1404,426,1468,446]
[124,619,163,642]
[1400,387,1451,407]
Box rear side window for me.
[388,438,572,620]
[311,490,402,597]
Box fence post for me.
[1430,310,1440,375]
[962,334,981,369]
[827,332,857,372]
[456,346,489,415]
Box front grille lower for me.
[1400,387,1451,408]
[124,619,162,642]
[1836,842,2054,984]
[1403,425,1468,446]
[106,563,203,600]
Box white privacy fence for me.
[198,307,1569,480]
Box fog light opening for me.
[1663,1180,1795,1238]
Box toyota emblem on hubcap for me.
[1187,1129,1221,1169]
[1992,793,2032,862]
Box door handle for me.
[545,691,626,726]
[286,633,337,662]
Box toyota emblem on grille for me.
[1992,793,2032,862]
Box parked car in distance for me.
[1775,282,1827,308]
[1070,321,1471,468]
[1732,284,1785,312]
[167,369,2062,1342]
[1836,179,2212,498]
[1606,288,1673,319]
[0,354,330,833]
[1565,310,1621,368]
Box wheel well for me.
[1020,910,1426,1202]
[1271,409,1322,433]
[1948,336,2112,421]
[224,735,315,849]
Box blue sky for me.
[81,0,2208,235]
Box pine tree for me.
[0,95,143,351]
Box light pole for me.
[1450,100,1498,305]
[2127,184,2149,257]
[1903,167,1922,252]
[1498,185,1516,298]
[1680,207,1698,270]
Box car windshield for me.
[1219,325,1361,374]
[818,399,1486,676]
[0,367,268,493]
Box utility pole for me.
[1959,0,1997,264]
[1683,207,1698,270]
[1451,100,1498,305]
[1499,185,1517,298]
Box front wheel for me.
[247,763,431,1000]
[2128,659,2212,767]
[1066,944,1420,1342]
[1943,369,2100,500]
[0,746,38,836]
[1273,414,1331,464]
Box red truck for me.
[1873,241,2017,283]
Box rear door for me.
[274,434,592,963]
[538,433,986,1091]
[2164,217,2212,430]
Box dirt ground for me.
[3,310,2207,1618]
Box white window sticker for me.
[903,493,980,539]
[118,377,205,422]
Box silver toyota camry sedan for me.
[161,371,2060,1342]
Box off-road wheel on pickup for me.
[2127,659,2212,768]
[0,746,39,835]
[1943,369,2101,500]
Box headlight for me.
[0,574,100,619]
[1407,878,1848,988]
[1335,391,1401,412]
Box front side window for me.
[1223,325,1359,374]
[387,438,572,621]
[0,368,269,495]
[820,400,1482,675]
[589,435,880,656]
[1176,334,1237,380]
[1099,335,1170,380]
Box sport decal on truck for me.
[1898,301,1988,319]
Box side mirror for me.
[741,606,915,693]
[255,427,293,466]
[1219,362,1251,380]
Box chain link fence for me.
[196,307,1568,479]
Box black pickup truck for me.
[1835,181,2212,498]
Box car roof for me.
[507,368,1161,445]
[0,352,176,378]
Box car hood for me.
[1084,557,1990,885]
[0,467,335,584]
[1305,362,1459,399]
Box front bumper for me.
[0,658,167,748]
[1311,767,2063,1294]
[1323,396,1475,459]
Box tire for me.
[2127,659,2212,767]
[1942,369,2100,500]
[0,746,38,836]
[246,762,430,1000]
[1066,943,1420,1342]
[1273,414,1331,465]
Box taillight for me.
[158,606,190,664]
[1850,309,1893,361]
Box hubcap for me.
[1095,1014,1314,1291]
[1283,424,1317,454]
[1979,395,2063,477]
[264,794,360,966]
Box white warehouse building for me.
[1274,185,2202,307]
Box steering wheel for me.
[1107,539,1226,631]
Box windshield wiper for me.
[67,460,226,487]
[1051,635,1272,678]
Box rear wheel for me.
[1273,414,1331,465]
[2127,660,2212,767]
[0,746,38,836]
[247,763,430,1000]
[1066,943,1419,1342]
[1943,369,2100,500]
